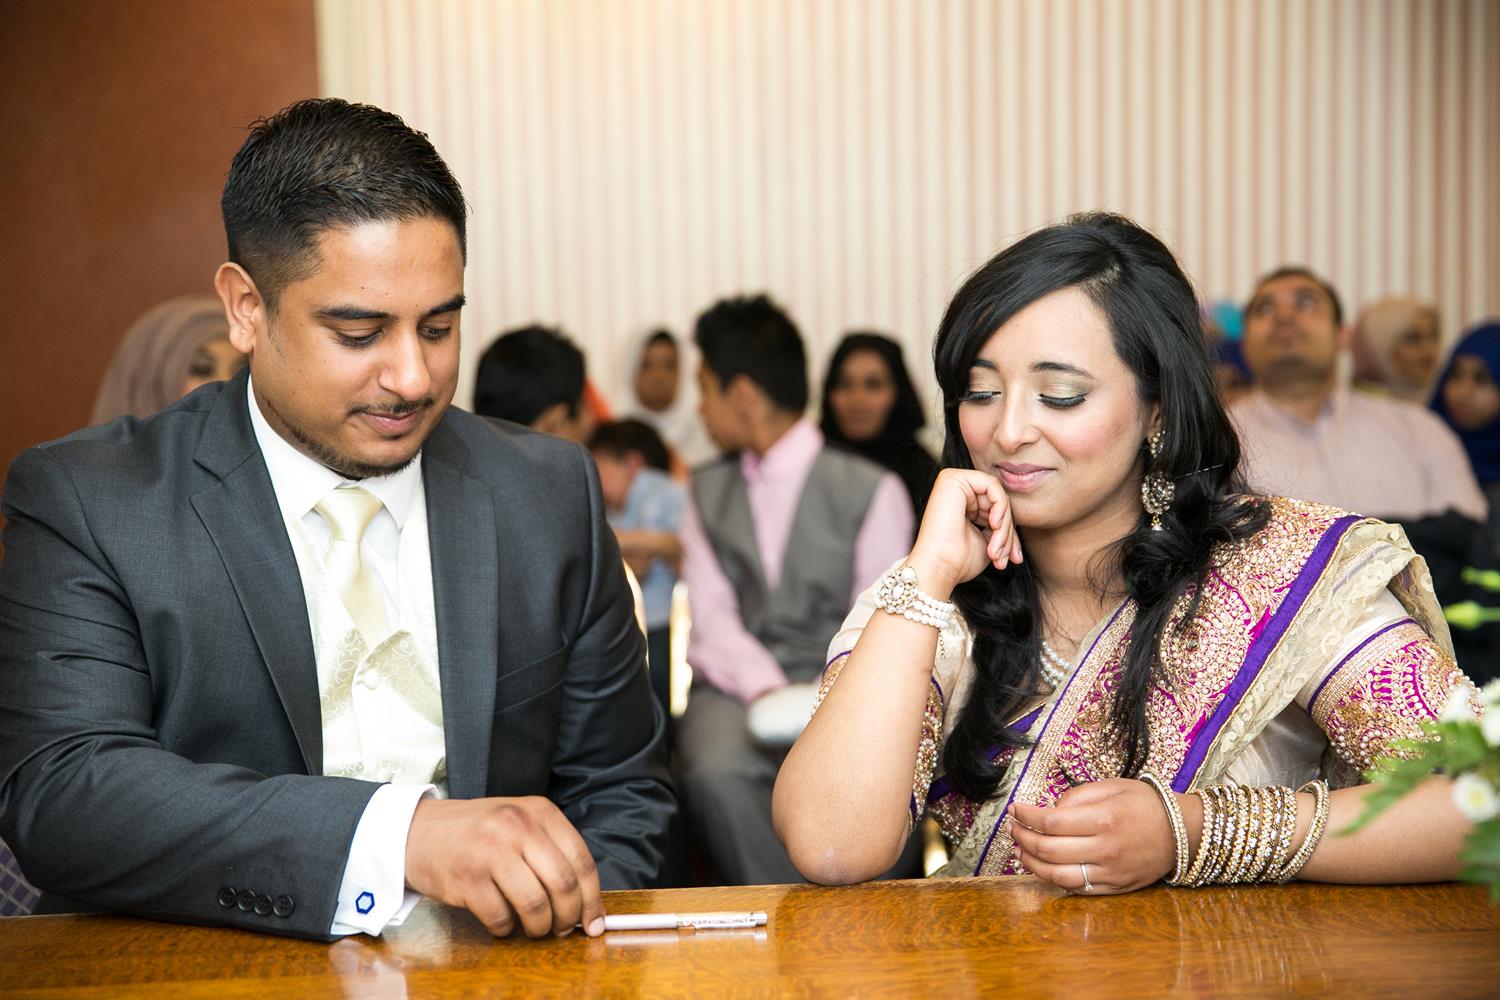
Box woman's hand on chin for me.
[1006,778,1177,895]
[906,468,1022,598]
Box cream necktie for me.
[314,486,390,643]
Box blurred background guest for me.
[1352,297,1442,403]
[625,328,716,472]
[90,296,244,424]
[677,294,912,886]
[1433,321,1500,534]
[1429,320,1500,683]
[819,332,937,527]
[473,324,594,443]
[1202,301,1253,406]
[1231,266,1485,526]
[1209,338,1254,406]
[589,418,684,723]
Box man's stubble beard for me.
[265,392,435,480]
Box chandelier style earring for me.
[1140,430,1174,531]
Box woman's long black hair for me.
[933,212,1270,800]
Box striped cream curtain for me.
[317,0,1498,414]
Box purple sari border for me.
[821,650,851,679]
[1306,617,1416,715]
[1169,513,1362,793]
[924,705,1044,807]
[973,601,1130,875]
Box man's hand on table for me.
[404,796,606,938]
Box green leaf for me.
[1459,820,1500,867]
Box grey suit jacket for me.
[0,370,674,939]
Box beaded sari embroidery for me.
[817,496,1477,879]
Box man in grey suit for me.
[0,99,673,941]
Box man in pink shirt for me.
[677,295,914,885]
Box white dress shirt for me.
[246,378,438,937]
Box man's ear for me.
[624,450,647,474]
[725,373,764,420]
[215,263,266,355]
[532,401,571,437]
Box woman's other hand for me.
[1007,777,1185,894]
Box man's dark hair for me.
[473,325,586,426]
[589,419,672,473]
[1245,265,1344,326]
[221,98,468,308]
[693,294,808,413]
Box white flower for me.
[1482,678,1500,708]
[1483,709,1500,748]
[1452,773,1500,823]
[1440,685,1479,723]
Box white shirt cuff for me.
[329,782,435,937]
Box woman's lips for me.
[995,463,1053,492]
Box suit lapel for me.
[189,372,323,775]
[423,418,499,800]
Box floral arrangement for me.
[1349,680,1500,899]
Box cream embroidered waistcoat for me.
[283,487,448,795]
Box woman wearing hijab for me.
[91,296,245,424]
[1430,320,1500,683]
[625,328,717,471]
[820,332,939,526]
[1433,322,1500,523]
[1352,297,1442,404]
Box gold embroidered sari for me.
[818,497,1478,877]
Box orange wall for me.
[0,0,318,493]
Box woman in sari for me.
[773,213,1479,892]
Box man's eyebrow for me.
[423,294,466,317]
[313,294,465,324]
[1032,361,1093,377]
[315,305,392,322]
[971,359,998,371]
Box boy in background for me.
[590,419,685,721]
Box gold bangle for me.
[1140,772,1190,886]
[1197,785,1234,886]
[1267,784,1298,881]
[1181,788,1216,887]
[1275,779,1330,883]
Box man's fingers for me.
[519,836,586,936]
[534,806,606,936]
[465,880,519,938]
[491,855,558,939]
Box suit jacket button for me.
[217,886,237,909]
[237,889,256,912]
[273,894,295,918]
[254,893,273,916]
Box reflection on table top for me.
[3,877,1498,998]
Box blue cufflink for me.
[356,891,375,915]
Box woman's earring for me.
[1141,430,1173,531]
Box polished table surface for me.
[3,878,1498,998]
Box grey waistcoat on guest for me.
[692,445,885,684]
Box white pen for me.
[597,910,768,931]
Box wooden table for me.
[3,879,1497,998]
